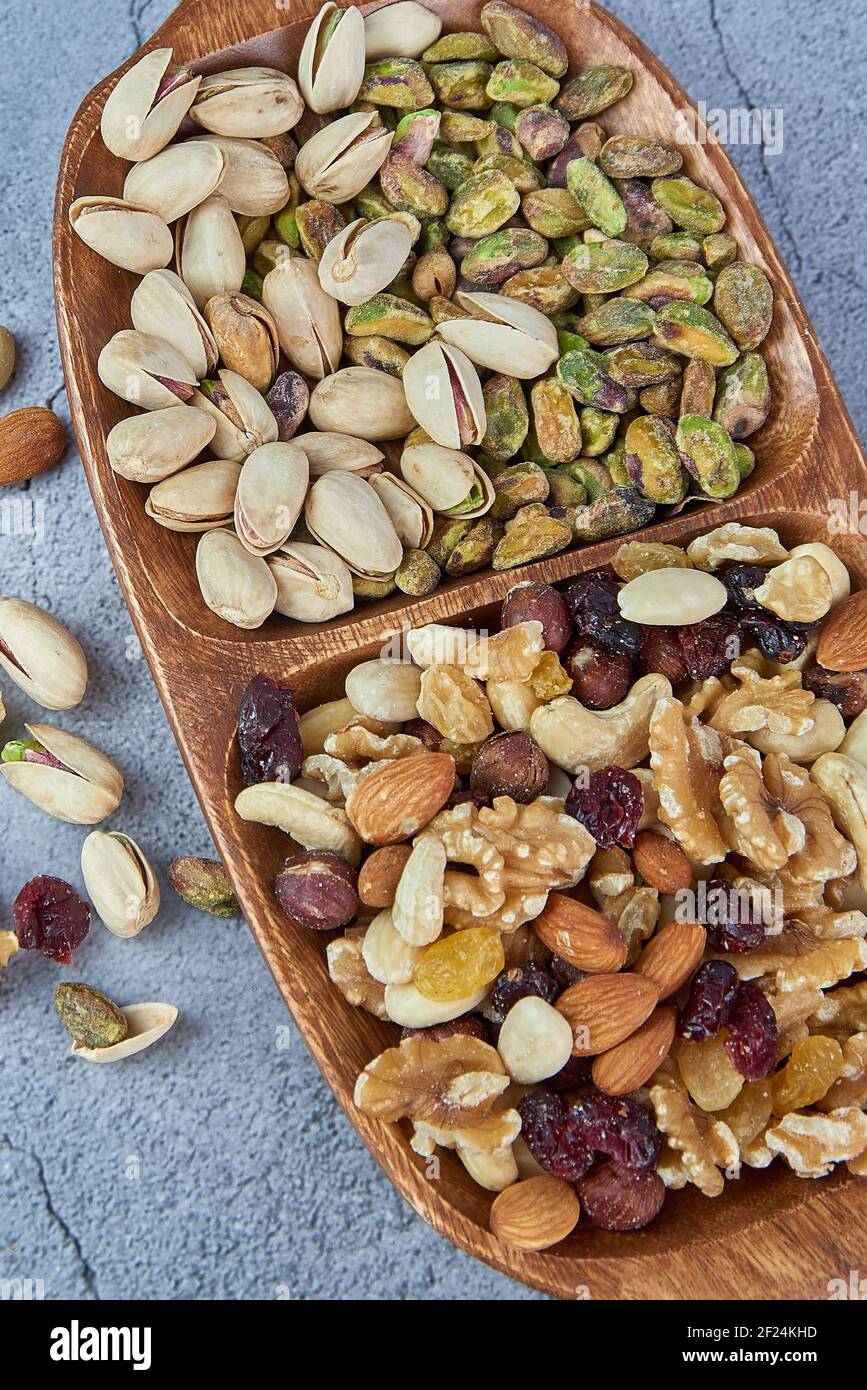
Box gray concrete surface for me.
[1,0,864,1302]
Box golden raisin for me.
[529,651,572,701]
[771,1035,844,1116]
[674,1033,744,1111]
[413,927,505,1002]
[611,540,692,582]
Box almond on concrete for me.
[0,407,66,486]
[555,972,660,1056]
[533,893,627,972]
[632,830,693,893]
[632,920,706,999]
[591,1004,677,1095]
[816,590,867,673]
[345,751,455,845]
[489,1175,580,1251]
[358,844,412,906]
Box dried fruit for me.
[563,570,645,657]
[274,849,359,930]
[678,961,740,1040]
[413,926,504,1002]
[516,1089,594,1179]
[237,673,303,785]
[168,856,239,917]
[489,1174,580,1250]
[771,1035,844,1115]
[570,1093,662,1170]
[13,876,91,964]
[565,765,644,849]
[488,962,557,1023]
[703,878,766,953]
[55,981,129,1050]
[676,1031,745,1109]
[724,982,778,1080]
[576,1160,664,1231]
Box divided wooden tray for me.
[54,0,867,1299]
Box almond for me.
[533,893,627,972]
[591,1005,677,1095]
[633,920,706,999]
[555,972,660,1055]
[632,830,693,893]
[0,407,66,486]
[345,751,455,845]
[358,844,412,906]
[817,590,867,672]
[489,1176,580,1251]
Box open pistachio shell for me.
[190,67,303,138]
[438,290,559,379]
[131,269,218,380]
[1,722,123,824]
[203,292,279,392]
[145,458,241,532]
[189,134,290,216]
[81,831,160,938]
[402,341,487,448]
[308,367,415,440]
[305,472,403,575]
[368,472,434,548]
[0,598,87,710]
[69,196,173,274]
[269,541,355,621]
[295,431,385,478]
[364,1,443,60]
[123,140,226,224]
[106,405,217,484]
[300,3,367,113]
[295,111,393,203]
[190,368,278,462]
[234,442,309,555]
[72,1002,178,1063]
[195,528,277,628]
[97,330,199,411]
[318,216,414,306]
[175,192,246,310]
[400,442,494,518]
[262,256,342,379]
[101,48,201,161]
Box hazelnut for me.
[637,628,689,685]
[501,581,571,654]
[274,850,359,931]
[565,640,632,710]
[469,731,549,804]
[402,717,443,750]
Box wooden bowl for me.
[54,0,867,1298]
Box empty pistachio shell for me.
[557,64,633,119]
[71,1002,178,1063]
[55,982,129,1050]
[437,290,558,379]
[97,330,199,411]
[562,237,648,294]
[295,431,384,477]
[305,472,403,575]
[617,568,727,625]
[676,413,740,498]
[203,292,279,391]
[296,111,393,202]
[651,176,725,235]
[69,196,173,274]
[123,140,226,224]
[175,192,246,310]
[364,1,443,60]
[269,541,355,622]
[195,528,277,628]
[106,405,217,484]
[0,597,87,709]
[81,831,160,938]
[1,722,123,824]
[319,216,414,306]
[403,341,486,448]
[308,367,415,440]
[101,48,201,161]
[190,66,303,138]
[131,269,218,380]
[263,254,343,379]
[145,458,241,532]
[234,442,309,555]
[401,442,494,518]
[300,4,366,113]
[190,134,290,216]
[712,262,774,350]
[368,472,433,548]
[191,368,279,462]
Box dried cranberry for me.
[13,877,91,965]
[546,1053,593,1092]
[577,1160,665,1231]
[638,628,689,685]
[703,878,766,953]
[724,981,778,1079]
[516,1089,595,1181]
[488,963,557,1023]
[501,582,571,654]
[400,1016,490,1044]
[678,613,742,681]
[443,781,491,810]
[678,960,740,1040]
[550,954,585,993]
[740,614,809,665]
[722,563,770,611]
[564,639,632,710]
[803,662,867,721]
[237,673,303,785]
[563,570,646,657]
[569,1093,662,1171]
[565,765,643,848]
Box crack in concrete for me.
[2,1131,100,1300]
[127,0,151,48]
[707,0,803,273]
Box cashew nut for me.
[234,782,361,864]
[841,708,867,768]
[529,674,672,773]
[811,754,867,891]
[749,698,844,763]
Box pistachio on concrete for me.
[481,373,530,461]
[651,176,726,235]
[70,1002,178,1063]
[562,237,648,294]
[437,289,558,379]
[345,292,435,345]
[480,1,568,77]
[319,216,414,306]
[263,255,342,379]
[305,471,404,575]
[402,341,486,448]
[131,269,218,380]
[1,722,123,824]
[55,982,129,1050]
[145,458,241,532]
[447,170,521,239]
[531,377,581,463]
[234,442,309,555]
[106,404,217,484]
[0,597,87,710]
[624,415,688,504]
[195,527,277,629]
[676,413,740,499]
[299,3,366,114]
[266,370,310,441]
[308,366,415,440]
[364,1,442,60]
[486,59,560,108]
[190,66,303,138]
[401,442,494,519]
[566,158,626,238]
[97,330,198,411]
[269,541,355,621]
[101,47,200,161]
[81,831,160,938]
[653,302,739,366]
[713,262,774,350]
[296,111,394,203]
[557,348,635,414]
[557,65,633,120]
[69,196,173,275]
[295,431,384,478]
[368,472,433,549]
[379,150,450,217]
[190,135,291,216]
[192,368,278,462]
[359,57,435,109]
[168,856,239,916]
[427,61,495,111]
[713,353,771,439]
[492,501,571,569]
[123,140,225,224]
[203,292,279,391]
[175,192,246,309]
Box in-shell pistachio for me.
[1,722,123,824]
[234,443,309,555]
[319,216,414,305]
[305,471,403,575]
[364,1,443,61]
[80,831,160,938]
[106,405,217,484]
[69,196,173,275]
[368,472,433,549]
[101,48,200,161]
[191,134,291,217]
[437,290,558,380]
[195,528,278,628]
[403,341,486,448]
[296,112,394,203]
[203,292,279,392]
[308,367,415,440]
[263,255,343,379]
[190,66,303,138]
[192,368,279,462]
[123,140,225,224]
[98,329,199,412]
[269,542,355,622]
[401,442,494,519]
[299,3,366,114]
[145,458,241,533]
[175,192,246,309]
[0,597,87,710]
[131,269,218,381]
